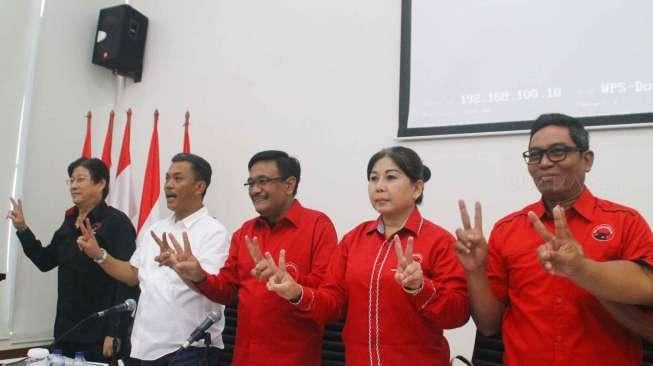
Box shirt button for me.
[555,297,562,304]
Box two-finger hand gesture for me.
[6,198,27,231]
[529,206,584,277]
[158,231,207,283]
[151,231,178,267]
[454,200,489,272]
[393,235,423,291]
[245,236,277,281]
[265,249,302,301]
[77,218,102,259]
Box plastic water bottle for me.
[49,349,64,366]
[73,352,87,366]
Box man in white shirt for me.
[77,153,229,365]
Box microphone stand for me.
[172,332,212,365]
[50,313,98,351]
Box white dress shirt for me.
[129,206,229,360]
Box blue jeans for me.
[139,347,221,366]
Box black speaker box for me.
[92,4,148,82]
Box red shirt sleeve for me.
[292,215,338,288]
[195,231,241,305]
[295,234,350,325]
[486,224,509,304]
[621,211,653,268]
[408,231,470,329]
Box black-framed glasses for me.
[243,176,286,189]
[522,146,584,165]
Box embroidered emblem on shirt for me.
[411,253,423,264]
[285,261,299,277]
[91,222,103,231]
[592,224,615,242]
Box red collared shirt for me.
[296,208,469,366]
[195,200,337,366]
[487,187,653,366]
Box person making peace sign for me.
[266,146,470,365]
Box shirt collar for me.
[255,199,301,229]
[365,207,424,237]
[174,206,209,229]
[65,200,109,221]
[532,186,595,221]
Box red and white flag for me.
[101,110,115,169]
[108,109,137,222]
[81,111,92,158]
[183,110,191,153]
[137,110,161,233]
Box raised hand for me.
[6,198,27,231]
[166,232,206,283]
[77,218,103,259]
[266,249,302,301]
[102,336,115,358]
[528,205,585,277]
[393,235,423,291]
[454,200,489,272]
[245,236,277,281]
[151,231,178,267]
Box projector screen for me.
[398,0,653,137]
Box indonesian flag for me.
[108,109,137,222]
[137,110,161,233]
[81,111,92,158]
[101,110,114,169]
[183,110,191,153]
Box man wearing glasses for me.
[455,114,653,365]
[169,150,338,365]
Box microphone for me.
[181,310,221,349]
[96,299,137,318]
[51,299,137,350]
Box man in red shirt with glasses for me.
[165,150,338,366]
[455,114,653,365]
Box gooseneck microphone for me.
[96,298,137,317]
[50,299,137,350]
[181,310,221,349]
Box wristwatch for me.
[94,248,108,264]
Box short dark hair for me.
[248,150,301,196]
[68,158,110,199]
[366,146,431,205]
[171,153,212,198]
[530,113,590,151]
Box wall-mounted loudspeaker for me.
[92,5,148,82]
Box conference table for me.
[0,357,112,366]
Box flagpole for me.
[183,110,191,153]
[101,110,115,169]
[82,111,92,158]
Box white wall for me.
[0,0,34,342]
[1,0,117,345]
[2,0,652,359]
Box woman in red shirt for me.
[267,146,470,365]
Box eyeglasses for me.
[243,176,286,189]
[65,176,91,186]
[522,146,584,165]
